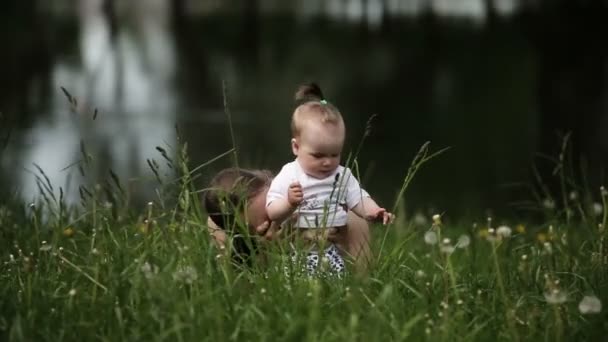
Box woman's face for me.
[244,186,270,232]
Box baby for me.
[266,83,393,275]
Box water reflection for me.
[1,0,606,217]
[18,0,176,202]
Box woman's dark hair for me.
[203,168,272,264]
[204,168,271,230]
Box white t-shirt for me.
[267,160,368,228]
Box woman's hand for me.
[254,220,283,241]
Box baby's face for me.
[292,120,344,179]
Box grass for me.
[1,88,606,341]
[1,142,608,342]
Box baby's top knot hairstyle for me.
[292,82,343,137]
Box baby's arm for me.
[266,164,304,223]
[343,168,394,225]
[267,181,303,223]
[351,197,394,225]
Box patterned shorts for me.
[288,244,345,277]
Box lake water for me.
[1,1,607,218]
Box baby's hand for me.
[367,208,395,225]
[288,181,303,207]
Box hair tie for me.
[320,99,328,105]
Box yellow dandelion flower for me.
[139,220,150,234]
[478,228,489,238]
[537,233,547,243]
[63,227,74,237]
[516,224,526,234]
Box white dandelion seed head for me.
[496,226,512,239]
[593,202,603,216]
[521,254,528,261]
[426,282,431,287]
[442,238,451,245]
[172,266,198,284]
[424,231,438,245]
[543,198,555,210]
[425,327,431,335]
[569,191,578,201]
[413,212,428,226]
[432,214,441,225]
[561,233,568,245]
[456,235,470,248]
[579,295,602,314]
[543,242,553,254]
[544,289,567,304]
[457,299,464,305]
[68,288,77,297]
[437,311,443,317]
[440,244,455,255]
[488,228,495,234]
[415,270,426,279]
[260,288,267,294]
[39,244,52,252]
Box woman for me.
[203,167,371,272]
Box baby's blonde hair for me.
[291,83,344,137]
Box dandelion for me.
[39,244,52,252]
[578,295,602,314]
[543,242,553,254]
[68,288,77,297]
[413,212,428,226]
[141,262,159,279]
[424,231,438,245]
[478,228,488,238]
[543,198,555,210]
[260,288,267,294]
[537,233,547,243]
[440,238,455,254]
[139,220,150,234]
[415,270,426,279]
[496,226,512,239]
[432,214,442,225]
[521,254,528,261]
[456,235,470,248]
[544,289,567,304]
[601,186,607,196]
[486,228,497,242]
[63,227,74,237]
[592,202,603,216]
[172,266,198,284]
[515,224,526,234]
[91,248,100,255]
[457,299,464,305]
[569,191,578,201]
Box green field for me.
[1,145,607,341]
